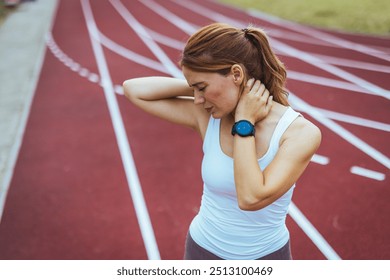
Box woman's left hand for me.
[234,79,273,124]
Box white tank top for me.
[189,107,301,259]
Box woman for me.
[123,23,321,260]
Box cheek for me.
[204,89,221,103]
[207,80,240,108]
[215,90,240,112]
[225,87,240,107]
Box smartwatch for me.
[231,120,255,137]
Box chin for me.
[212,111,229,119]
[211,111,222,119]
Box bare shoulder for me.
[282,115,322,157]
[292,115,321,139]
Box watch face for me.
[236,120,254,136]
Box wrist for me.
[231,120,256,137]
[235,115,255,124]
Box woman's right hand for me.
[234,79,273,124]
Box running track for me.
[0,0,389,260]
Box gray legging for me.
[184,233,292,260]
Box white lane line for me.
[109,0,183,78]
[311,154,330,165]
[290,94,390,169]
[350,166,386,181]
[97,31,167,74]
[144,0,389,76]
[300,54,390,74]
[280,42,390,99]
[310,108,390,132]
[216,0,390,57]
[141,0,197,34]
[46,33,127,94]
[248,9,390,62]
[146,0,390,72]
[98,23,385,99]
[81,0,160,260]
[143,26,186,50]
[287,70,376,96]
[289,202,342,260]
[88,73,99,83]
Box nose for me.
[193,91,205,105]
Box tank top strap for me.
[269,107,301,150]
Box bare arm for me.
[233,79,321,211]
[123,76,207,134]
[234,120,321,211]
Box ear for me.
[230,64,245,86]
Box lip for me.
[205,107,213,113]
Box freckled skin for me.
[182,66,240,119]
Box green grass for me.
[219,0,390,36]
[1,1,389,36]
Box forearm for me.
[122,76,201,130]
[123,76,193,101]
[233,135,266,210]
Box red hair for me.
[180,23,289,105]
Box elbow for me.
[235,181,269,211]
[237,195,267,211]
[238,201,262,212]
[238,201,256,211]
[122,80,137,102]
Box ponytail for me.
[243,26,289,105]
[180,23,289,105]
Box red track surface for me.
[0,0,389,260]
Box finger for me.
[241,79,253,100]
[256,83,266,96]
[245,78,255,93]
[249,79,261,95]
[260,88,270,100]
[265,95,273,111]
